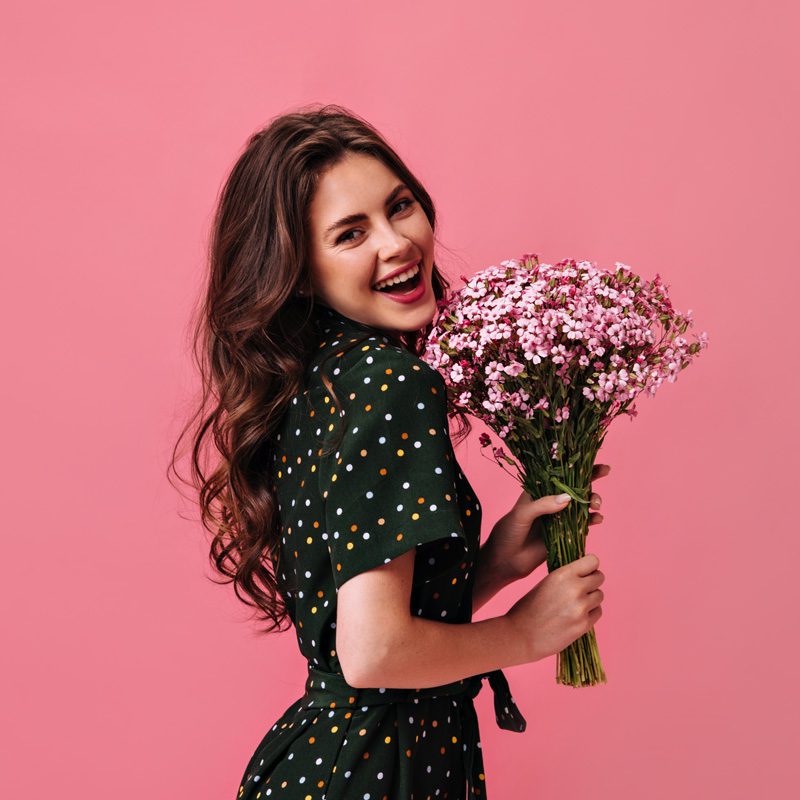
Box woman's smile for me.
[372,260,426,304]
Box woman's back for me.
[236,303,511,799]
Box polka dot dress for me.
[236,304,526,800]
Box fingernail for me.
[556,493,571,503]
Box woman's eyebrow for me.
[324,183,409,240]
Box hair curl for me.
[168,103,472,634]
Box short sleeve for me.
[318,347,469,591]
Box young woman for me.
[171,104,608,799]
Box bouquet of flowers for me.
[423,253,709,687]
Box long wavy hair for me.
[168,104,473,633]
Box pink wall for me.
[3,1,797,797]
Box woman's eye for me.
[336,198,415,244]
[336,229,358,244]
[393,198,414,214]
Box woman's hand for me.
[482,463,611,582]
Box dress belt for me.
[302,664,526,797]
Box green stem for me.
[519,450,607,688]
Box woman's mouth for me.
[371,261,427,305]
[372,269,422,296]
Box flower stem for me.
[521,455,608,687]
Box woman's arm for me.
[340,546,539,690]
[471,537,529,615]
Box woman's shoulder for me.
[333,339,445,396]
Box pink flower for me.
[421,252,708,433]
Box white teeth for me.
[373,262,420,291]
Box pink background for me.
[3,1,798,797]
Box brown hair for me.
[168,103,472,633]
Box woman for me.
[170,104,608,798]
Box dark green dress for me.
[236,304,526,800]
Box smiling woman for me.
[168,103,534,800]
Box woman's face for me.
[307,152,437,334]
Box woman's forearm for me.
[355,610,535,690]
[471,539,516,615]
